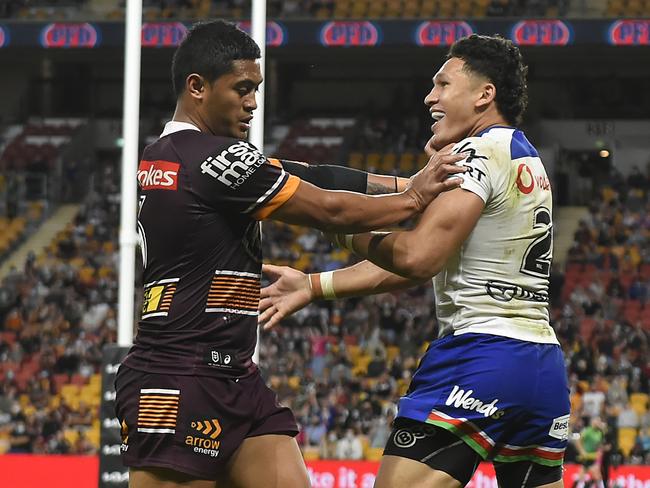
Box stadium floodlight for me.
[251,0,267,364]
[117,0,142,347]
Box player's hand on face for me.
[259,264,313,330]
[406,143,468,211]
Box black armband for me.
[280,160,369,193]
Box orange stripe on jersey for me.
[267,158,282,168]
[253,175,301,220]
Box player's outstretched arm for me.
[280,159,409,195]
[259,260,422,330]
[267,145,467,233]
[330,187,485,281]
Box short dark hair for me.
[448,34,528,126]
[171,20,261,98]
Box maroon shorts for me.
[114,365,298,480]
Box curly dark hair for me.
[448,34,528,126]
[171,20,260,98]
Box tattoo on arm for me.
[366,177,398,195]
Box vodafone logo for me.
[516,163,534,194]
[138,160,180,190]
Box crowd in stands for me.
[8,0,645,20]
[0,143,649,470]
[0,163,119,454]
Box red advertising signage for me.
[415,21,474,46]
[40,23,99,48]
[320,21,380,46]
[1,456,650,487]
[608,19,650,45]
[305,461,650,488]
[141,22,187,47]
[236,21,287,46]
[0,26,8,47]
[511,20,572,46]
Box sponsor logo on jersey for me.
[137,160,180,190]
[185,418,222,457]
[200,141,265,189]
[206,349,234,369]
[392,424,437,448]
[516,163,551,194]
[485,280,549,303]
[445,385,500,418]
[454,141,488,182]
[548,414,570,440]
[141,278,179,319]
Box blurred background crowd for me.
[1,130,649,466]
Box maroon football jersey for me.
[122,125,300,378]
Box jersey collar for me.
[160,120,201,138]
[474,124,515,137]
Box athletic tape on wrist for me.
[309,273,323,299]
[320,271,337,299]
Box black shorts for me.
[384,418,564,487]
[114,365,298,480]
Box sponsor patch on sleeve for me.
[137,160,180,190]
[200,141,266,189]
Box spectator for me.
[335,428,363,460]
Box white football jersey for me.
[434,126,558,344]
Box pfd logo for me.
[511,20,572,46]
[608,20,650,46]
[137,160,180,190]
[236,21,286,46]
[320,21,380,46]
[0,26,9,48]
[415,21,473,46]
[40,23,99,48]
[142,22,187,47]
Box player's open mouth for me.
[240,117,253,131]
[430,111,445,132]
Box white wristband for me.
[320,271,337,299]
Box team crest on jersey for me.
[200,141,265,189]
[141,278,179,319]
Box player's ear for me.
[476,82,496,110]
[186,73,206,100]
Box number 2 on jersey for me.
[520,207,552,278]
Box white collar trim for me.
[160,120,201,138]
